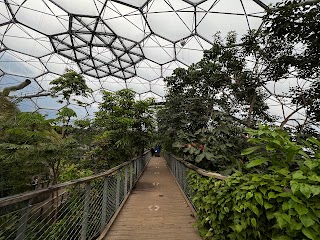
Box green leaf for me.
[275,214,286,229]
[204,152,215,160]
[195,152,206,163]
[272,139,281,146]
[291,195,303,204]
[234,224,243,233]
[300,184,312,198]
[290,181,300,194]
[272,236,291,240]
[251,218,257,227]
[264,202,273,210]
[246,192,253,200]
[304,160,319,170]
[310,185,320,196]
[241,146,261,156]
[282,213,291,223]
[249,204,259,216]
[259,187,267,195]
[254,192,263,206]
[292,170,307,180]
[308,137,320,147]
[246,159,267,168]
[302,227,316,240]
[268,192,277,199]
[275,168,290,176]
[267,211,274,219]
[299,150,309,158]
[266,144,275,151]
[294,203,308,215]
[300,215,315,228]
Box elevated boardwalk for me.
[101,157,201,240]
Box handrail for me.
[0,151,151,240]
[167,153,227,180]
[0,151,149,208]
[164,152,227,213]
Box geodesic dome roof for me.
[0,0,280,118]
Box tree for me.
[0,71,93,195]
[243,0,320,131]
[0,112,51,196]
[158,32,270,171]
[50,69,91,105]
[90,89,155,168]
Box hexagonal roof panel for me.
[0,0,275,117]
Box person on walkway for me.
[151,147,155,156]
[154,145,161,157]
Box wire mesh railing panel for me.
[164,152,197,211]
[0,151,151,240]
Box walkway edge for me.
[98,157,151,240]
[165,160,198,219]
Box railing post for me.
[177,162,181,185]
[182,166,186,191]
[173,156,176,175]
[100,177,108,231]
[124,166,128,195]
[15,199,32,240]
[115,170,121,208]
[133,161,137,182]
[130,162,133,189]
[81,182,91,240]
[180,163,183,186]
[180,163,184,188]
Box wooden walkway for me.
[102,157,201,240]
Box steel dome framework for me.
[0,0,294,119]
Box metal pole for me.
[81,183,91,240]
[100,177,108,231]
[173,158,177,178]
[115,171,121,208]
[133,161,137,182]
[177,162,181,186]
[130,162,133,189]
[182,166,186,191]
[15,199,32,240]
[124,166,128,195]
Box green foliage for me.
[0,96,19,122]
[242,125,304,171]
[291,81,320,122]
[0,111,83,195]
[243,0,320,127]
[59,164,93,182]
[158,32,271,170]
[50,69,92,102]
[91,89,155,168]
[189,161,320,240]
[0,112,52,195]
[172,112,248,173]
[260,0,320,80]
[190,125,320,239]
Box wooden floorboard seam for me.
[101,157,201,240]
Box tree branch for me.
[12,92,52,99]
[280,106,304,128]
[2,79,31,96]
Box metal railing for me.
[0,151,151,240]
[164,152,227,212]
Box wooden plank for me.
[101,157,201,240]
